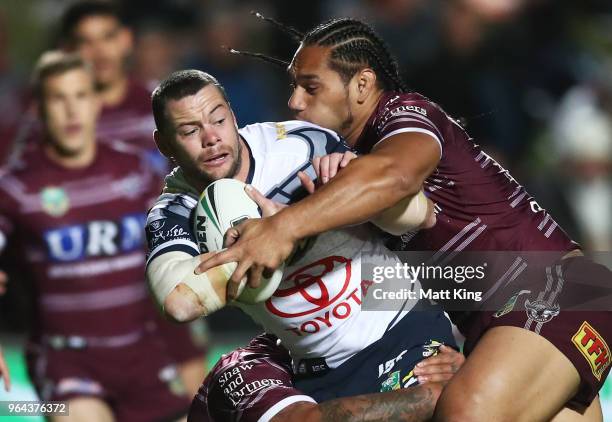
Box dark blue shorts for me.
[295,305,456,402]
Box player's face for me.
[288,45,355,137]
[72,15,132,87]
[160,85,243,187]
[41,68,100,156]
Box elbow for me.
[381,160,423,198]
[164,284,203,323]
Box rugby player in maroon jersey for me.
[0,51,190,422]
[190,333,463,422]
[59,1,167,174]
[59,1,206,393]
[198,18,610,421]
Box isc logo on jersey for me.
[193,178,284,304]
[44,214,146,262]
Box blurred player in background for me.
[200,17,610,421]
[0,51,190,421]
[59,1,208,394]
[59,0,166,174]
[0,344,10,392]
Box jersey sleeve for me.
[375,98,449,157]
[204,356,315,422]
[145,192,200,267]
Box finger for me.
[328,153,342,179]
[418,372,454,384]
[244,185,273,217]
[414,364,455,376]
[312,156,321,179]
[247,265,264,289]
[227,260,252,300]
[195,249,238,275]
[340,151,357,167]
[197,251,216,262]
[319,155,330,184]
[439,344,457,354]
[418,353,456,366]
[226,277,244,302]
[298,171,316,194]
[223,228,240,247]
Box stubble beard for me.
[189,134,243,189]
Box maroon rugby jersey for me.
[0,141,161,338]
[97,80,155,150]
[356,91,577,254]
[97,80,168,175]
[356,92,579,328]
[190,334,314,422]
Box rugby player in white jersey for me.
[144,70,465,421]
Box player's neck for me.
[44,138,97,169]
[98,77,128,108]
[343,90,384,146]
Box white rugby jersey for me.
[146,121,414,368]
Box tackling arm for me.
[273,383,443,422]
[280,132,440,239]
[302,151,435,235]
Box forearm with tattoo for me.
[317,383,440,422]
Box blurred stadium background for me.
[0,0,611,419]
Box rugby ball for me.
[193,178,284,304]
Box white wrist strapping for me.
[147,251,235,314]
[371,190,428,235]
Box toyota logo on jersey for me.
[266,256,352,318]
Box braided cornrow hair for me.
[302,18,407,92]
[228,14,407,93]
[250,11,303,42]
[224,11,302,69]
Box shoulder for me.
[147,192,197,224]
[125,80,154,110]
[377,92,450,125]
[0,148,42,200]
[100,139,150,166]
[368,91,463,155]
[103,138,145,155]
[145,191,199,260]
[240,121,347,156]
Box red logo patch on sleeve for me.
[572,321,610,381]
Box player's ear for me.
[354,68,377,104]
[153,129,172,159]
